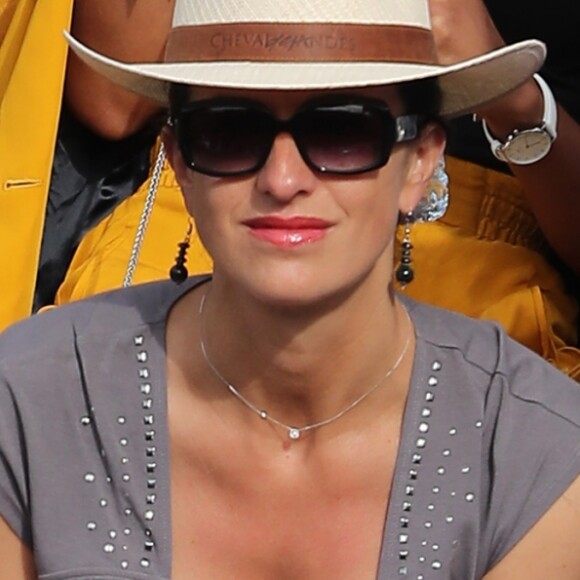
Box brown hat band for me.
[165,23,438,64]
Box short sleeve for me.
[479,345,580,573]
[0,370,32,546]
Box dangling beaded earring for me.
[170,220,193,284]
[396,211,414,288]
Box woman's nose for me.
[255,132,318,203]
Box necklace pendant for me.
[288,428,301,440]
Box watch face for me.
[503,128,552,165]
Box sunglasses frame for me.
[170,95,422,177]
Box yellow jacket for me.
[0,0,73,329]
[0,0,18,45]
[0,0,210,330]
[55,143,212,305]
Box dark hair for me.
[399,77,447,140]
[168,82,190,120]
[398,77,443,119]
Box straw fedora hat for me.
[65,0,545,117]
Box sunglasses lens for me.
[175,99,401,176]
[296,104,393,173]
[178,106,273,176]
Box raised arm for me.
[429,0,580,275]
[64,0,175,140]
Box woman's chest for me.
[26,327,487,579]
[168,425,400,580]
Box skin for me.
[429,0,580,274]
[64,0,175,140]
[164,86,443,579]
[164,87,580,578]
[1,86,579,578]
[0,525,36,579]
[170,87,436,309]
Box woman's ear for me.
[398,122,446,214]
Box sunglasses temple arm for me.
[395,115,420,143]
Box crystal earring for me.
[412,155,449,223]
[396,211,414,288]
[169,220,193,284]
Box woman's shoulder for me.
[406,296,580,420]
[0,276,207,365]
[405,294,507,373]
[403,297,580,574]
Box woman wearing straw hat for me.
[0,0,579,578]
[2,0,579,389]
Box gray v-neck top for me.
[0,277,579,579]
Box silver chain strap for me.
[123,143,166,288]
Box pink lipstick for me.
[243,216,332,248]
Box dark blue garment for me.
[33,106,159,311]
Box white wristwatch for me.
[481,74,558,165]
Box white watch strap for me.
[534,74,558,139]
[481,73,558,161]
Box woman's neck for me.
[169,274,414,435]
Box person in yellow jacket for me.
[1,0,579,382]
[0,0,211,331]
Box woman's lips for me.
[243,216,332,248]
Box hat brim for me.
[65,32,545,118]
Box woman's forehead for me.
[188,85,403,113]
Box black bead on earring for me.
[396,211,414,288]
[169,220,193,284]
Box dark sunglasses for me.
[169,96,422,177]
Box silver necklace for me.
[198,292,412,440]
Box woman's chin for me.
[218,263,379,314]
